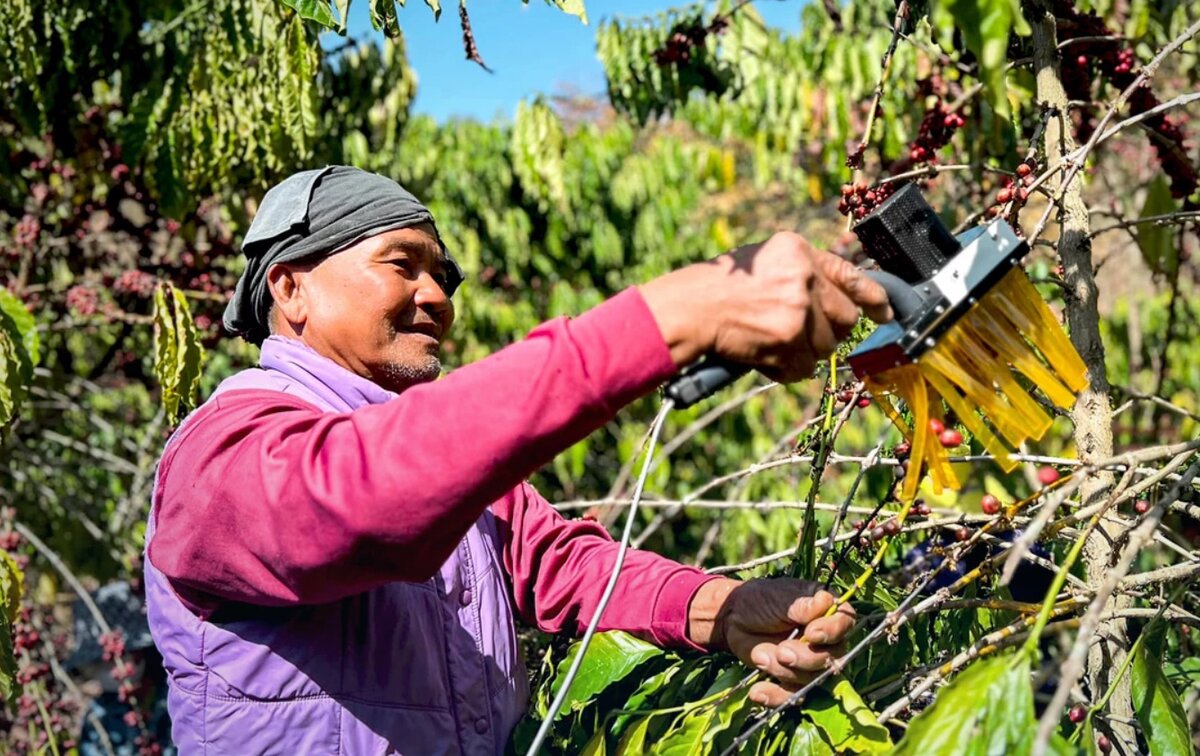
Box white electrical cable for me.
[525,398,676,756]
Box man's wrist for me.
[685,577,741,650]
[637,263,724,368]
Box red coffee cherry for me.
[1068,704,1087,724]
[939,428,964,447]
[981,495,1001,515]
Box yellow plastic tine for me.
[939,325,1049,441]
[893,366,929,502]
[923,384,958,492]
[923,335,1027,447]
[956,319,1054,440]
[919,361,1018,472]
[865,376,912,440]
[993,271,1089,393]
[967,302,1078,409]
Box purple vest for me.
[145,337,529,754]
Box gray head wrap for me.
[223,165,464,344]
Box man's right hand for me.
[639,231,893,383]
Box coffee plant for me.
[1,0,1198,753]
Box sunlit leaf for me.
[892,652,1036,755]
[930,0,1028,120]
[788,719,835,756]
[0,289,39,369]
[804,679,892,753]
[1131,625,1192,756]
[0,552,24,702]
[545,0,587,23]
[549,631,663,719]
[280,0,338,28]
[153,283,205,421]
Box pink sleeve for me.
[150,288,679,610]
[495,483,719,650]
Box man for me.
[144,166,892,754]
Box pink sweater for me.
[150,288,718,648]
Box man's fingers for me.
[785,590,835,626]
[813,273,861,340]
[749,680,805,708]
[802,609,856,645]
[749,642,828,685]
[776,638,841,671]
[814,251,894,323]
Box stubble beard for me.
[374,336,443,393]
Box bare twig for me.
[458,2,493,73]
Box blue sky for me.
[336,1,804,122]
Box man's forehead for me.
[367,226,450,264]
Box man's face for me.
[273,223,456,393]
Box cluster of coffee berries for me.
[837,180,901,220]
[114,269,158,298]
[929,418,964,448]
[832,384,873,408]
[64,285,99,316]
[908,101,966,164]
[851,514,904,548]
[1055,1,1197,200]
[12,214,41,248]
[5,603,83,755]
[651,15,729,67]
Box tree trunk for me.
[1025,4,1131,751]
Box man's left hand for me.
[687,578,856,706]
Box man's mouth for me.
[400,323,442,342]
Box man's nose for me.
[413,271,451,313]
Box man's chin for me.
[375,356,442,390]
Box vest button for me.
[474,717,488,734]
[460,588,473,606]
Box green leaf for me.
[1163,658,1200,696]
[545,0,587,23]
[1135,174,1180,276]
[788,719,835,756]
[893,652,1036,755]
[422,0,440,20]
[171,287,204,418]
[1131,626,1192,756]
[511,99,569,213]
[615,716,652,754]
[369,0,402,37]
[0,552,24,703]
[0,552,23,629]
[153,283,205,421]
[931,0,1028,120]
[581,727,607,756]
[0,307,33,428]
[334,0,352,33]
[0,289,39,369]
[655,684,750,756]
[804,679,892,753]
[610,662,679,736]
[549,631,663,719]
[0,292,35,428]
[280,0,338,28]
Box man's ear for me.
[265,263,307,331]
